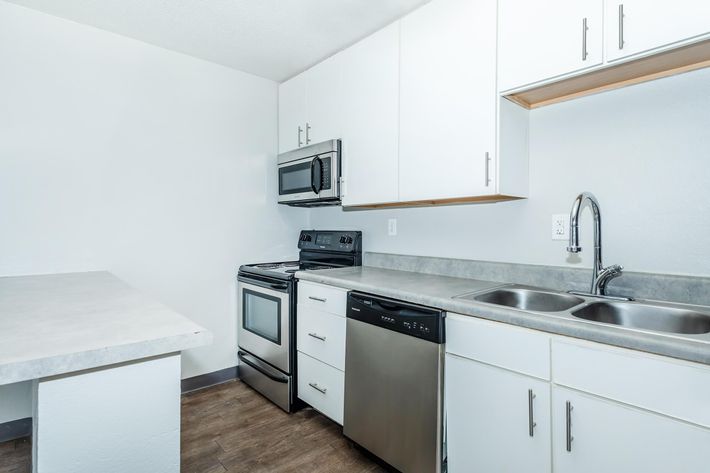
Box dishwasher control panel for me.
[347,292,445,343]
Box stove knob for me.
[301,234,312,242]
[339,236,347,244]
[345,236,353,244]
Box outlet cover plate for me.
[552,214,569,240]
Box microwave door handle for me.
[310,157,323,194]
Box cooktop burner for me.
[238,230,362,281]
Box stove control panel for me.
[298,230,362,253]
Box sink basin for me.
[463,286,585,312]
[572,302,710,334]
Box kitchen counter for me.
[297,266,710,365]
[0,271,211,385]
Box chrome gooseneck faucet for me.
[567,192,623,295]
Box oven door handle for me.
[310,156,323,194]
[270,283,289,290]
[238,351,289,384]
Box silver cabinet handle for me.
[528,389,537,437]
[484,152,491,187]
[306,122,312,144]
[566,401,574,452]
[308,296,327,303]
[308,332,326,342]
[298,126,303,147]
[582,18,589,61]
[618,4,625,50]
[308,382,327,394]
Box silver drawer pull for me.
[308,296,327,303]
[308,382,327,394]
[528,389,537,437]
[308,332,327,342]
[566,401,574,452]
[618,4,625,50]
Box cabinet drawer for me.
[552,339,710,428]
[297,352,345,424]
[447,313,551,380]
[297,305,346,370]
[297,281,347,316]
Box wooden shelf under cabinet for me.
[347,194,523,210]
[506,38,710,109]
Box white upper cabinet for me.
[340,23,400,207]
[605,0,710,62]
[498,0,604,92]
[278,54,343,153]
[399,0,499,202]
[278,73,307,153]
[303,54,343,145]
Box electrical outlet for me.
[388,218,397,236]
[552,214,569,240]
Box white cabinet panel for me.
[297,352,345,425]
[499,0,603,92]
[553,338,710,428]
[605,0,710,62]
[340,23,400,206]
[296,306,346,371]
[297,281,347,316]
[446,354,551,473]
[552,386,710,473]
[304,54,343,144]
[447,313,551,380]
[278,73,307,153]
[399,0,498,201]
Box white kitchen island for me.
[0,271,212,473]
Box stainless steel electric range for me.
[236,230,362,412]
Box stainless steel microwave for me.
[278,139,341,207]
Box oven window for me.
[279,161,312,195]
[242,289,281,344]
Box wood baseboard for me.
[506,37,710,109]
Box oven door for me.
[237,279,291,373]
[278,153,338,204]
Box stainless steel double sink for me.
[456,285,710,336]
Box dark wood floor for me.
[0,380,386,473]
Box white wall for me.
[312,67,710,277]
[0,1,308,420]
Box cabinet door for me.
[552,386,710,473]
[446,354,551,473]
[304,53,343,144]
[498,0,603,92]
[340,23,400,206]
[399,0,498,202]
[278,73,307,153]
[605,0,710,62]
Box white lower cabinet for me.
[297,351,345,425]
[446,354,551,473]
[552,386,710,473]
[446,313,710,473]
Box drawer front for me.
[297,281,348,316]
[552,338,710,428]
[297,305,346,370]
[297,352,345,424]
[447,313,551,380]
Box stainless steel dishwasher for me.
[344,291,445,473]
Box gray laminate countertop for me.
[0,271,212,385]
[296,266,710,365]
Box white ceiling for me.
[5,0,430,82]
